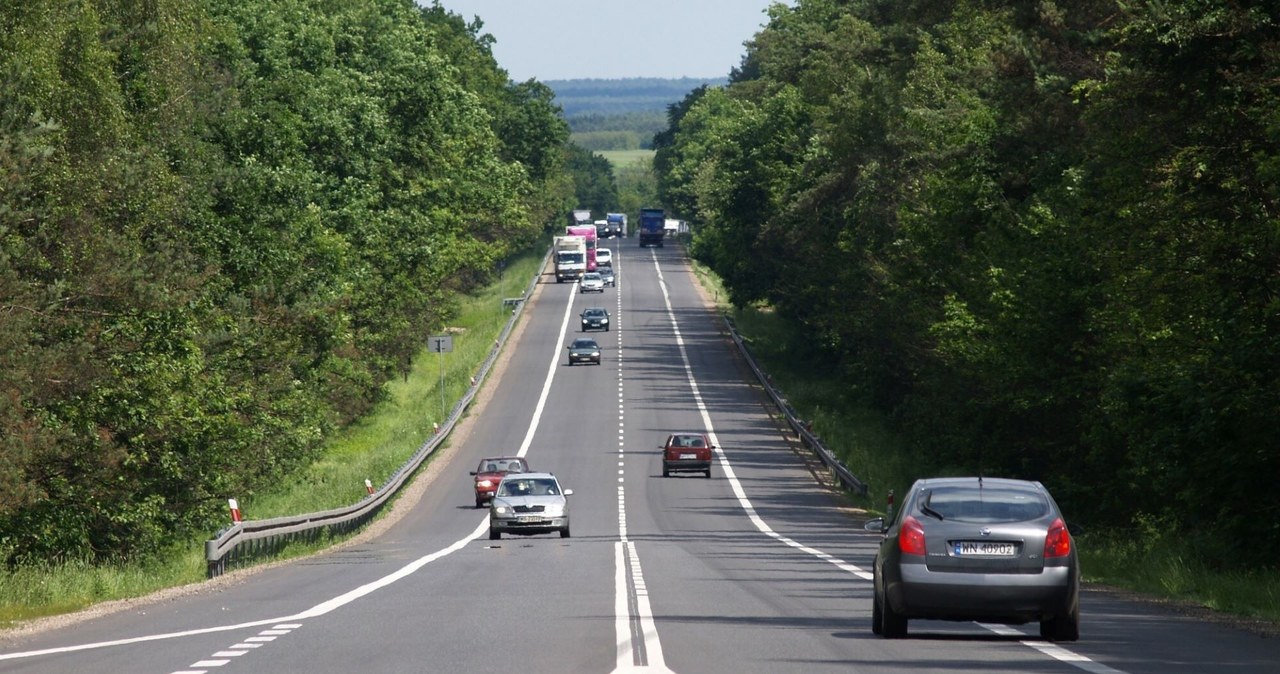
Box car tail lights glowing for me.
[899,515,927,555]
[1044,518,1072,558]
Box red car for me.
[470,456,530,508]
[661,432,714,478]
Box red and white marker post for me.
[228,498,242,524]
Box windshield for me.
[498,478,560,497]
[572,340,597,349]
[557,252,584,264]
[478,459,525,473]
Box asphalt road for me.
[1,241,1277,673]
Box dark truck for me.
[638,207,665,248]
[603,212,626,238]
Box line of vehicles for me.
[479,208,1083,642]
[554,209,631,283]
[555,208,674,282]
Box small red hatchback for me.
[661,432,714,478]
[470,456,530,508]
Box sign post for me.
[429,334,453,420]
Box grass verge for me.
[0,244,549,630]
[687,257,1280,630]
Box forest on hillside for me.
[0,0,580,566]
[655,0,1280,568]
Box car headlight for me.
[493,505,511,515]
[601,318,608,323]
[476,479,493,488]
[543,504,565,517]
[591,351,600,356]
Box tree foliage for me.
[655,0,1280,567]
[0,0,572,565]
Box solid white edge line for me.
[652,251,1127,674]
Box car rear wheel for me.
[704,468,712,478]
[1040,604,1080,641]
[489,528,500,540]
[475,498,484,509]
[879,587,907,638]
[662,467,670,477]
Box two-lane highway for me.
[2,240,1278,673]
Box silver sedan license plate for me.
[954,541,1017,556]
[517,515,544,524]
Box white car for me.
[579,272,605,293]
[597,248,613,267]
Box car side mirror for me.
[864,517,887,533]
[469,471,478,476]
[563,489,574,497]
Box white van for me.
[596,247,612,268]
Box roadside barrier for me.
[204,250,551,578]
[723,316,869,497]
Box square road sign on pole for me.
[429,335,453,353]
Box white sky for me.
[429,0,788,80]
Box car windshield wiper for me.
[921,491,945,521]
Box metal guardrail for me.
[723,316,869,497]
[204,249,552,577]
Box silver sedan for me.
[489,472,573,539]
[579,272,605,293]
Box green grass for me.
[599,149,654,169]
[0,547,205,626]
[687,260,1280,629]
[0,245,549,629]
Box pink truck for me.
[566,223,598,272]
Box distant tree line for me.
[655,0,1280,567]
[0,0,577,566]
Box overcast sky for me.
[430,1,788,81]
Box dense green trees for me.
[656,0,1280,566]
[0,0,572,565]
[564,144,619,218]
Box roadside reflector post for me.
[886,490,895,519]
[228,498,242,523]
[365,479,375,496]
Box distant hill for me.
[546,77,727,151]
[545,77,728,117]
